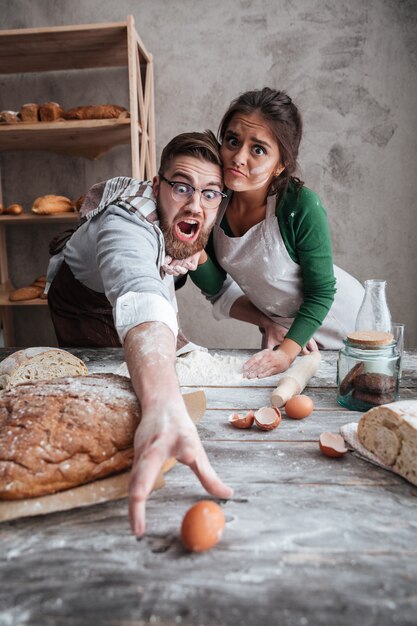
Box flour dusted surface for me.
[176,351,247,385]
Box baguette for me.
[64,104,128,120]
[0,347,88,390]
[357,400,417,486]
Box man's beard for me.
[159,211,211,260]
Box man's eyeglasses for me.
[160,175,226,210]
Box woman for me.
[189,87,364,378]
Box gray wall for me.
[1,0,416,348]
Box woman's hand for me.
[161,251,201,276]
[243,346,292,379]
[261,319,290,349]
[243,337,316,379]
[300,338,319,354]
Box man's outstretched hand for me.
[128,397,233,537]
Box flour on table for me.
[176,351,246,385]
[115,351,248,385]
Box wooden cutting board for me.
[0,390,206,523]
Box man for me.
[47,131,233,536]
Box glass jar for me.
[355,279,391,332]
[337,335,400,411]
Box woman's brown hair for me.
[218,87,303,196]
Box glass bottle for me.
[355,279,392,332]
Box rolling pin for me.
[271,351,321,407]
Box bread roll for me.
[0,110,20,124]
[2,203,23,215]
[39,102,64,122]
[0,347,88,390]
[0,374,140,499]
[9,286,43,302]
[20,103,39,122]
[357,401,417,486]
[64,104,128,120]
[31,194,75,215]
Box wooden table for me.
[1,348,417,626]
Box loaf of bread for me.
[0,203,24,215]
[20,103,39,122]
[0,110,20,124]
[39,102,64,121]
[32,194,75,215]
[64,104,128,120]
[357,400,417,486]
[0,347,88,390]
[9,286,43,302]
[0,374,141,499]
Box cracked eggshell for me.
[180,500,225,552]
[228,410,254,429]
[319,432,348,457]
[254,406,282,431]
[285,395,314,419]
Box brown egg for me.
[254,406,281,431]
[285,394,314,419]
[319,432,348,457]
[229,410,254,429]
[181,501,225,552]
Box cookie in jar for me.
[337,331,400,411]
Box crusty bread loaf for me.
[32,194,75,215]
[0,374,140,499]
[1,203,24,215]
[357,400,417,486]
[0,347,88,390]
[39,102,64,121]
[9,286,43,302]
[20,103,39,122]
[0,110,20,124]
[64,104,128,120]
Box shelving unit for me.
[0,16,156,346]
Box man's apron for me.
[213,194,364,349]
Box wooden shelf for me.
[0,22,136,74]
[0,213,79,224]
[0,119,134,159]
[0,17,156,347]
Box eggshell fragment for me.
[180,500,225,552]
[319,432,348,457]
[254,406,281,431]
[228,410,254,429]
[285,394,314,419]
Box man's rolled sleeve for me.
[115,291,178,343]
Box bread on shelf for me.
[64,104,129,120]
[32,194,75,215]
[19,103,39,122]
[8,275,47,302]
[0,110,20,124]
[0,203,24,215]
[9,286,43,302]
[38,102,64,122]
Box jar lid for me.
[347,330,394,346]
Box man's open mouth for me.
[174,219,200,242]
